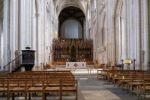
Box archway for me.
[52,2,93,64]
[58,6,85,39]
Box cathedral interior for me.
[0,0,150,100]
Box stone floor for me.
[76,74,138,100]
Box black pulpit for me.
[22,50,35,71]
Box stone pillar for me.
[134,0,141,69]
[19,0,32,48]
[0,0,3,68]
[0,18,2,70]
[35,0,40,70]
[26,0,32,47]
[45,0,52,64]
[147,0,150,70]
[114,0,123,63]
[34,0,48,70]
[110,0,117,65]
[121,0,127,62]
[9,0,20,72]
[10,0,19,60]
[123,0,132,69]
[127,0,132,59]
[107,0,114,65]
[2,0,11,71]
[0,18,2,33]
[140,0,148,70]
[49,0,53,63]
[125,0,141,70]
[18,0,21,51]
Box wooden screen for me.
[52,39,93,64]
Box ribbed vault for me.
[55,0,88,16]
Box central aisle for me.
[75,70,138,100]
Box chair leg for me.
[29,93,31,100]
[25,92,27,100]
[137,88,140,100]
[7,92,10,100]
[143,91,146,100]
[42,93,46,100]
[60,85,62,100]
[60,91,62,100]
[76,91,78,100]
[44,93,46,100]
[12,93,15,100]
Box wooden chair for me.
[44,79,61,100]
[61,80,78,100]
[27,79,45,100]
[8,79,28,100]
[0,78,8,99]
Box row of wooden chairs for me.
[0,71,78,100]
[97,69,150,99]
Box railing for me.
[2,54,22,73]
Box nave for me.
[0,0,150,100]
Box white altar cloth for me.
[66,62,86,69]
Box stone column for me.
[0,18,2,69]
[18,0,21,51]
[45,0,52,64]
[0,0,3,69]
[121,0,127,67]
[9,0,19,72]
[147,0,150,70]
[106,0,110,65]
[19,0,34,49]
[35,0,47,69]
[10,0,19,58]
[0,0,3,68]
[134,0,141,69]
[123,0,131,69]
[19,0,26,50]
[139,0,148,70]
[49,0,53,63]
[125,0,141,70]
[26,0,32,47]
[111,0,117,65]
[114,0,123,63]
[127,0,132,59]
[39,0,47,69]
[2,0,11,71]
[121,0,125,56]
[35,0,40,70]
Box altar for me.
[66,62,93,77]
[66,62,86,69]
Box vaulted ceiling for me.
[55,0,89,15]
[59,6,85,25]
